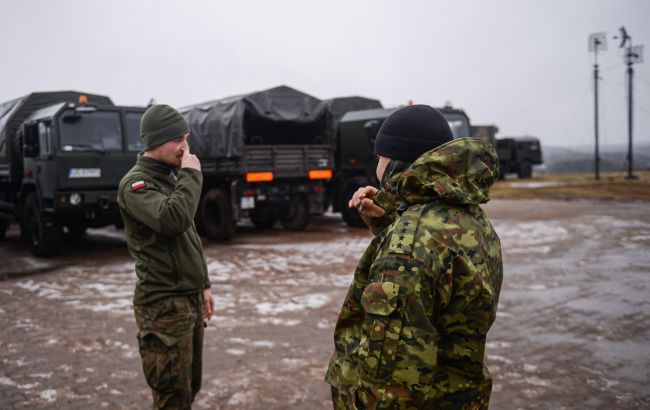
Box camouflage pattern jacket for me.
[326,139,503,409]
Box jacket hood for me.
[394,138,499,206]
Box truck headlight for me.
[69,193,82,206]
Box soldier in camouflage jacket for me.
[326,105,503,409]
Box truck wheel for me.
[0,218,8,241]
[340,178,367,228]
[250,205,277,229]
[25,194,63,257]
[517,161,533,179]
[198,188,236,240]
[280,194,310,231]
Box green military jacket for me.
[117,155,210,306]
[326,139,503,409]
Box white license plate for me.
[68,168,101,178]
[240,196,255,210]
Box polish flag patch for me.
[131,180,146,191]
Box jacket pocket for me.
[358,282,402,381]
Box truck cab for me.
[0,92,144,255]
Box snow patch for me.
[228,390,255,405]
[488,355,513,365]
[523,364,538,372]
[256,293,330,315]
[524,376,551,387]
[258,317,301,326]
[506,181,566,189]
[40,389,57,402]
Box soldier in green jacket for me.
[117,104,214,409]
[326,105,503,409]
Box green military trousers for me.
[134,294,204,410]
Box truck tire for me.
[0,218,8,241]
[197,188,236,240]
[280,194,310,231]
[340,177,367,228]
[250,204,277,229]
[25,194,63,257]
[517,161,533,179]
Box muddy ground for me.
[0,199,649,409]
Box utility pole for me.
[616,27,644,179]
[588,33,606,180]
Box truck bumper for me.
[49,190,121,227]
[239,181,327,215]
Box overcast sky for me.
[1,0,649,148]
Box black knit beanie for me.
[141,104,189,151]
[374,105,453,162]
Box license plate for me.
[68,168,101,178]
[240,196,255,210]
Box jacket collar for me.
[136,154,177,176]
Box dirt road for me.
[1,199,649,409]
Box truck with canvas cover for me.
[495,136,543,178]
[323,96,384,225]
[180,85,333,240]
[0,91,145,256]
[331,104,472,227]
[470,125,543,179]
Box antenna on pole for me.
[588,32,607,180]
[614,26,644,179]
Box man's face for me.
[150,134,189,167]
[376,156,391,182]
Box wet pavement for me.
[0,199,649,409]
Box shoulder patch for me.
[388,205,426,255]
[131,180,146,191]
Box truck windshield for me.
[58,109,123,152]
[444,113,471,139]
[125,112,144,151]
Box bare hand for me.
[203,288,214,321]
[348,186,385,218]
[181,148,201,171]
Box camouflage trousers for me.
[134,293,204,410]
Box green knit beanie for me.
[140,104,189,151]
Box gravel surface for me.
[0,199,649,409]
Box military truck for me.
[180,86,333,240]
[495,136,543,179]
[0,91,145,256]
[329,104,472,227]
[471,124,498,146]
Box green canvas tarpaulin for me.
[180,85,331,159]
